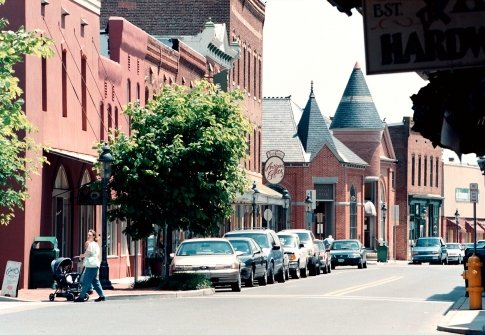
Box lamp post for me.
[282,189,290,231]
[455,209,460,243]
[251,181,260,228]
[304,194,313,231]
[420,206,427,238]
[98,144,113,289]
[381,202,387,245]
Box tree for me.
[106,80,251,241]
[0,0,53,225]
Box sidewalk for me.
[0,277,214,303]
[437,296,485,335]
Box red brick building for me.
[388,118,444,260]
[263,63,397,256]
[0,0,243,288]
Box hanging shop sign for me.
[264,150,285,185]
[363,0,485,74]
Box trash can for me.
[29,236,59,288]
[377,243,389,262]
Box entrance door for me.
[52,166,71,257]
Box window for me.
[248,49,251,94]
[350,186,357,239]
[424,155,427,186]
[418,156,421,186]
[126,79,131,104]
[435,157,439,187]
[106,214,118,256]
[42,57,47,111]
[52,166,71,257]
[79,171,95,254]
[430,157,434,187]
[411,155,415,186]
[253,53,257,98]
[81,56,87,131]
[456,188,470,202]
[100,102,104,141]
[62,50,67,117]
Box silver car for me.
[169,238,242,292]
[411,237,448,265]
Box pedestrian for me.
[75,229,105,302]
[324,235,334,249]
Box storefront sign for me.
[264,150,285,184]
[363,0,485,74]
[1,261,21,297]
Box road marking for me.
[324,276,403,296]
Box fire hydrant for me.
[462,254,483,310]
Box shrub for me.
[134,273,212,291]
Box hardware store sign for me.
[363,0,485,74]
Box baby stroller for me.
[49,257,88,301]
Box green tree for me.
[0,0,53,225]
[106,80,251,241]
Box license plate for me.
[338,259,345,263]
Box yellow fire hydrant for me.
[462,254,483,310]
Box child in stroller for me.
[49,257,89,301]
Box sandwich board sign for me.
[1,261,22,297]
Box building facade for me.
[0,0,241,288]
[263,63,397,257]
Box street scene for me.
[1,0,485,334]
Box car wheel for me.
[292,263,301,279]
[284,265,290,281]
[315,263,321,276]
[245,268,255,287]
[267,262,275,284]
[258,266,268,286]
[276,265,285,283]
[443,256,448,265]
[232,274,242,292]
[309,262,317,276]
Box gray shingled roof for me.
[262,97,309,163]
[330,63,384,130]
[262,91,367,167]
[297,82,334,159]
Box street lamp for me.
[98,143,113,289]
[281,189,290,231]
[251,181,260,228]
[381,203,387,223]
[420,206,427,238]
[455,209,460,243]
[304,194,313,230]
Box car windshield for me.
[415,239,440,247]
[332,241,359,250]
[177,241,233,256]
[295,232,310,242]
[278,235,297,248]
[446,244,460,249]
[227,233,270,248]
[228,240,251,255]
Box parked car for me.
[279,229,320,275]
[224,229,286,284]
[169,238,242,292]
[277,232,308,279]
[330,239,367,269]
[227,237,268,286]
[314,239,331,274]
[445,243,465,264]
[411,237,448,265]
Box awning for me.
[446,218,466,231]
[466,220,484,233]
[45,148,97,164]
[364,201,376,216]
[235,179,284,206]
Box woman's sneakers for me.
[95,296,105,302]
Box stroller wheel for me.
[66,293,75,301]
[49,293,55,302]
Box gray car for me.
[411,237,448,264]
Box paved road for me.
[0,262,465,335]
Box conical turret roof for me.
[330,63,383,130]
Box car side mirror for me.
[299,243,305,248]
[236,251,244,256]
[169,252,175,258]
[272,245,281,250]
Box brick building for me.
[100,0,285,232]
[388,118,444,260]
[0,0,243,288]
[263,63,397,256]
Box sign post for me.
[470,183,479,254]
